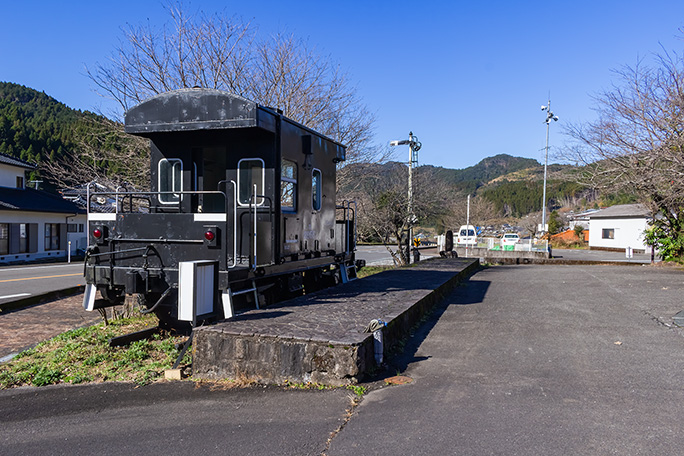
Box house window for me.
[238,158,265,206]
[67,223,78,233]
[79,224,84,233]
[18,223,28,253]
[0,224,8,255]
[16,176,24,189]
[281,159,297,211]
[45,223,60,250]
[602,228,615,239]
[312,168,321,211]
[158,158,182,204]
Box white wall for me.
[0,211,87,264]
[588,217,649,251]
[66,213,88,253]
[0,164,26,188]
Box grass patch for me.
[356,265,394,279]
[0,314,191,389]
[346,384,367,396]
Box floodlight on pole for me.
[541,98,558,235]
[389,132,422,263]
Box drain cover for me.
[384,375,413,385]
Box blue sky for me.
[3,1,684,170]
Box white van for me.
[457,225,477,246]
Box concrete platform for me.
[193,258,479,385]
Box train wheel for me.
[303,268,325,294]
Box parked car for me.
[457,225,477,246]
[500,233,520,249]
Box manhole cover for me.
[384,375,413,385]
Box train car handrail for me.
[88,189,228,214]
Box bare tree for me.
[354,165,451,265]
[561,47,684,259]
[41,117,149,191]
[87,2,376,171]
[443,195,497,232]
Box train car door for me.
[236,157,273,267]
[192,146,227,213]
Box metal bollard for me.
[365,319,387,364]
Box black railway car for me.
[83,88,358,328]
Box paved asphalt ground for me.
[3,262,684,454]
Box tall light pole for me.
[540,99,558,234]
[390,132,422,263]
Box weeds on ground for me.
[549,238,588,249]
[346,384,366,396]
[356,266,394,279]
[284,380,331,391]
[0,314,192,389]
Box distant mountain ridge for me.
[423,154,541,186]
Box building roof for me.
[588,203,650,219]
[0,187,85,214]
[0,152,37,170]
[569,209,600,221]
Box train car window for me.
[158,159,182,204]
[238,158,265,206]
[312,168,322,211]
[281,159,297,211]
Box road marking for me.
[0,273,82,283]
[0,264,81,272]
[0,293,30,299]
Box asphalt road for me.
[0,262,84,303]
[330,264,684,455]
[4,263,684,455]
[356,244,436,266]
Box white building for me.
[0,153,86,264]
[568,208,599,231]
[588,204,651,253]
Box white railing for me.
[436,235,548,253]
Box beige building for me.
[0,153,86,264]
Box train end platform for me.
[193,257,479,386]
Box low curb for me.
[0,286,85,313]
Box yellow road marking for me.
[0,273,82,283]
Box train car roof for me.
[124,88,346,150]
[125,88,262,134]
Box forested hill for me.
[425,154,540,184]
[0,82,101,171]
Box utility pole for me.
[465,194,470,258]
[390,132,422,263]
[540,99,558,235]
